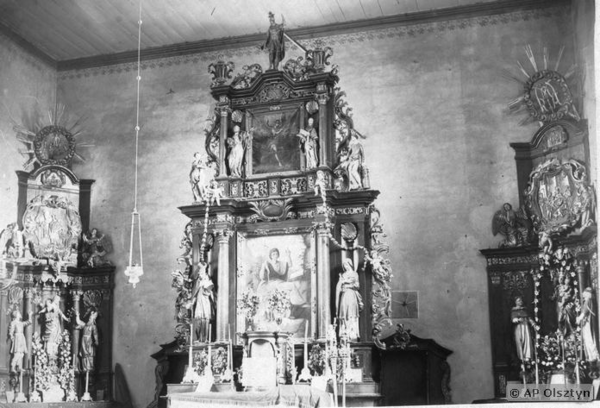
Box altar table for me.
[168,385,333,408]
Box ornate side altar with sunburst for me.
[0,106,115,404]
[481,46,597,398]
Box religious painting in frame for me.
[236,228,316,340]
[247,104,303,175]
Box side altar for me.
[151,14,395,408]
[1,111,116,404]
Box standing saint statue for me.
[298,118,319,170]
[8,310,31,373]
[192,261,216,343]
[75,308,99,372]
[511,297,535,361]
[336,259,364,342]
[262,12,285,70]
[227,126,246,178]
[38,297,69,359]
[577,287,599,362]
[335,130,366,191]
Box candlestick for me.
[304,321,308,366]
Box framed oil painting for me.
[236,229,315,340]
[247,105,302,175]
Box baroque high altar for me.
[155,26,397,406]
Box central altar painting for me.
[237,230,315,338]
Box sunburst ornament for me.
[505,45,580,126]
[13,104,90,170]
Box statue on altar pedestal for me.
[262,12,285,71]
[336,259,364,342]
[82,228,112,267]
[297,118,319,170]
[192,261,215,343]
[577,288,599,362]
[37,297,69,359]
[8,310,31,373]
[75,308,99,372]
[511,296,535,362]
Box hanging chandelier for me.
[124,0,144,288]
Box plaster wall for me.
[0,4,575,406]
[0,32,57,230]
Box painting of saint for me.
[237,233,314,338]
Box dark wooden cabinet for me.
[379,333,452,406]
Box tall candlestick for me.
[304,321,308,366]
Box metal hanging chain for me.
[128,0,144,270]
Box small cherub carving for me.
[0,223,25,260]
[314,170,327,203]
[205,179,224,206]
[492,203,532,248]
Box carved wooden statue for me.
[577,288,599,362]
[262,12,285,70]
[492,203,532,248]
[37,297,69,359]
[75,308,99,372]
[336,259,364,342]
[510,297,534,361]
[8,310,31,373]
[192,262,215,343]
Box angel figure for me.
[0,223,25,259]
[492,203,532,248]
[336,259,364,342]
[227,126,248,178]
[82,228,112,267]
[9,310,31,373]
[190,152,212,202]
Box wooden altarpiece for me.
[1,161,115,404]
[153,48,393,407]
[481,111,597,397]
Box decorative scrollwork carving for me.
[208,58,235,87]
[231,64,263,89]
[248,198,294,222]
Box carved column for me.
[315,224,331,340]
[23,288,34,371]
[71,290,83,373]
[316,87,330,169]
[218,105,230,177]
[215,228,233,342]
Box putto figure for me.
[262,12,285,70]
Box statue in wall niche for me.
[9,310,32,373]
[37,296,69,359]
[336,259,364,342]
[577,288,599,362]
[75,308,99,372]
[511,296,535,362]
[297,117,319,170]
[190,152,216,202]
[262,11,285,71]
[82,228,112,267]
[192,261,215,343]
[227,126,249,178]
[492,203,532,248]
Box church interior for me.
[0,0,597,406]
